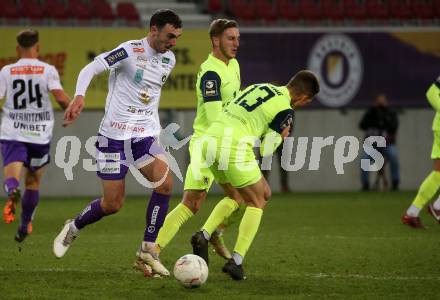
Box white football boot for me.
[136,242,170,277]
[53,219,78,258]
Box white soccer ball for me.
[173,254,208,288]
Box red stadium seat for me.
[255,0,277,23]
[91,0,115,24]
[412,0,435,19]
[322,0,345,22]
[277,0,301,22]
[43,0,69,22]
[343,0,367,23]
[227,0,256,23]
[390,0,413,20]
[366,0,389,21]
[20,0,45,22]
[299,0,323,21]
[207,0,225,14]
[68,0,93,23]
[433,0,440,17]
[116,2,140,26]
[0,0,20,21]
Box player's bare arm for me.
[51,89,71,110]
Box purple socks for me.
[4,177,19,195]
[74,198,105,229]
[143,191,170,242]
[19,189,39,232]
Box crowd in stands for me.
[1,0,439,26]
[203,0,440,25]
[0,0,140,26]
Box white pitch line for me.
[304,272,440,281]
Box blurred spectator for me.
[359,93,400,191]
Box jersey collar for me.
[208,53,231,68]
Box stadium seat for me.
[390,0,413,21]
[0,0,20,22]
[227,0,256,23]
[207,0,225,14]
[20,0,45,22]
[68,0,93,24]
[322,0,345,22]
[433,0,440,17]
[411,0,435,20]
[343,0,367,23]
[91,0,115,25]
[43,0,69,23]
[299,0,323,22]
[255,0,277,23]
[366,0,389,22]
[116,2,141,26]
[277,0,301,22]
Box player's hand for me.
[281,125,291,139]
[63,96,85,127]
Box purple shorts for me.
[0,139,50,172]
[96,134,165,180]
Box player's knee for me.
[25,182,40,190]
[182,197,202,214]
[25,175,40,189]
[101,196,124,214]
[264,185,272,201]
[154,175,173,195]
[245,198,266,209]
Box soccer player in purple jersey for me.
[53,10,182,277]
[0,29,71,242]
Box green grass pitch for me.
[1,192,440,299]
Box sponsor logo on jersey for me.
[126,106,153,116]
[13,122,47,132]
[162,57,170,64]
[307,34,363,107]
[133,47,145,53]
[203,79,218,96]
[130,42,142,46]
[110,121,145,133]
[136,56,148,63]
[152,58,159,64]
[134,69,143,83]
[104,48,128,66]
[10,65,44,75]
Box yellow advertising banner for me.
[0,27,211,109]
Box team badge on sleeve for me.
[104,48,128,66]
[200,71,221,102]
[269,109,295,134]
[204,80,217,96]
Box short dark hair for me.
[287,70,320,98]
[17,29,39,48]
[209,19,238,39]
[149,9,182,29]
